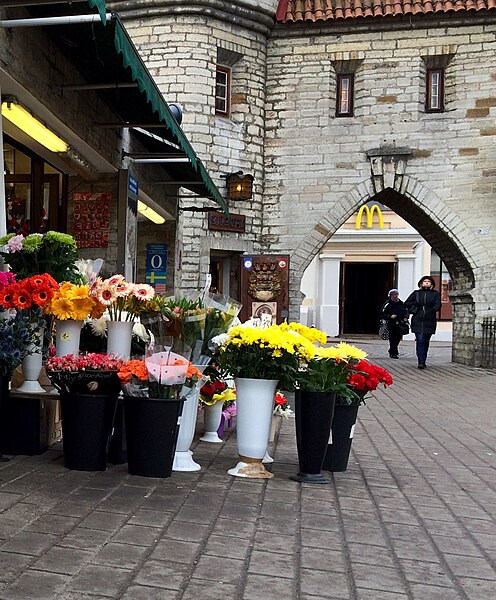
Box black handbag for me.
[397,320,410,335]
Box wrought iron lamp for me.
[225,172,253,201]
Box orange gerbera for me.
[31,286,52,306]
[0,289,14,308]
[12,288,31,310]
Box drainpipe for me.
[0,14,113,27]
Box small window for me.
[215,65,230,116]
[426,68,444,112]
[336,74,354,117]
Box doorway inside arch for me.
[340,262,395,334]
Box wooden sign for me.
[72,192,111,249]
[208,211,245,233]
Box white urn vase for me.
[18,328,45,394]
[228,377,278,479]
[200,401,224,443]
[173,387,202,472]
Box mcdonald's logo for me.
[355,204,384,229]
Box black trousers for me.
[388,327,402,357]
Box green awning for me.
[87,0,107,25]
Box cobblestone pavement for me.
[1,339,495,599]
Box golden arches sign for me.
[355,204,384,229]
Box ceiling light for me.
[1,99,69,153]
[137,200,166,225]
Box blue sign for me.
[128,175,138,197]
[146,243,167,287]
[243,257,253,270]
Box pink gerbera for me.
[96,283,117,306]
[132,284,155,301]
[114,280,133,297]
[108,274,125,286]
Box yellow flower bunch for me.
[315,343,367,362]
[279,322,327,345]
[45,282,104,321]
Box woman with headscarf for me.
[404,276,442,369]
[380,289,407,359]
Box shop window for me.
[3,136,66,235]
[336,74,354,117]
[215,65,230,116]
[426,68,445,113]
[430,252,452,321]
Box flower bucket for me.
[18,327,45,394]
[55,319,82,357]
[173,388,201,472]
[107,320,133,360]
[60,391,118,471]
[124,395,184,478]
[200,401,223,443]
[290,391,336,484]
[322,403,360,472]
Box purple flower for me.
[7,234,24,252]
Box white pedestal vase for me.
[18,328,45,394]
[173,388,201,472]
[55,319,82,357]
[107,320,133,360]
[228,378,278,479]
[263,415,278,464]
[200,401,224,443]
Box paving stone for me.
[431,534,483,557]
[218,501,260,522]
[181,578,237,600]
[252,531,295,555]
[299,568,350,598]
[174,505,218,524]
[210,517,256,539]
[242,573,296,599]
[121,584,178,599]
[0,492,23,511]
[409,582,464,599]
[347,543,395,568]
[32,546,93,575]
[58,527,110,551]
[247,549,295,578]
[356,588,409,600]
[300,546,347,573]
[398,558,454,587]
[128,508,173,528]
[26,514,79,535]
[93,542,149,569]
[300,526,342,550]
[77,510,128,532]
[150,538,200,563]
[192,554,245,584]
[164,521,209,542]
[203,533,251,560]
[133,559,189,590]
[0,551,33,584]
[458,576,496,599]
[351,563,408,594]
[442,553,496,580]
[0,570,69,600]
[65,564,132,597]
[0,531,59,556]
[111,524,162,546]
[300,512,341,532]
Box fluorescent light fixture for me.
[137,200,166,225]
[1,100,69,153]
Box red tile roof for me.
[276,0,496,23]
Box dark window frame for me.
[215,65,231,116]
[426,68,445,113]
[336,73,354,117]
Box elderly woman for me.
[380,288,407,359]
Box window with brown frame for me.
[215,65,230,116]
[336,73,354,117]
[426,68,445,112]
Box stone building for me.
[49,1,496,363]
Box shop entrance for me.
[340,262,395,334]
[209,251,241,301]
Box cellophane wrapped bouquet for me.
[201,292,242,357]
[118,338,202,400]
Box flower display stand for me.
[228,377,278,479]
[60,392,118,471]
[108,396,127,465]
[322,404,360,472]
[124,396,184,478]
[0,388,59,455]
[290,391,336,484]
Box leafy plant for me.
[0,310,39,376]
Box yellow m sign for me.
[355,204,384,229]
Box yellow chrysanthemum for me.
[334,342,367,361]
[281,322,327,344]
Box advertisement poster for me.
[72,192,111,248]
[146,243,168,293]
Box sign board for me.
[71,192,111,248]
[208,211,245,233]
[146,243,168,292]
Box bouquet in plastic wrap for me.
[118,339,202,399]
[201,293,242,357]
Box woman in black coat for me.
[381,289,407,359]
[404,276,442,369]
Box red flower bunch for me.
[200,378,227,400]
[348,360,394,393]
[0,273,58,312]
[46,353,123,372]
